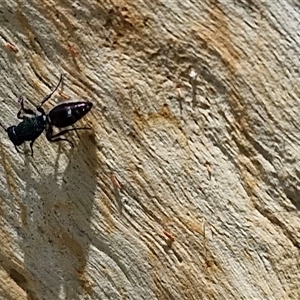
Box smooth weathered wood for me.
[0,1,299,299]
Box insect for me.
[0,74,93,156]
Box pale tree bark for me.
[0,1,299,299]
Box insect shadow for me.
[0,74,93,156]
[1,128,101,299]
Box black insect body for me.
[44,101,93,145]
[0,75,93,156]
[6,112,47,152]
[47,101,92,128]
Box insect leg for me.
[37,74,63,108]
[14,145,21,153]
[29,139,37,156]
[46,125,74,147]
[36,105,46,115]
[0,122,7,132]
[46,126,91,146]
[17,96,36,119]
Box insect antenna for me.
[38,74,63,108]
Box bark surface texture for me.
[0,1,299,300]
